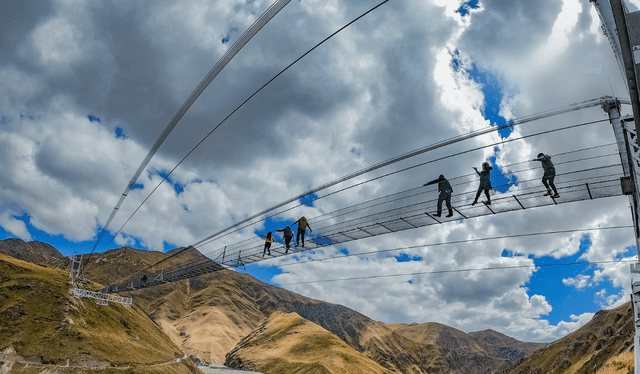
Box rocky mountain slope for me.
[503,301,634,374]
[0,238,68,269]
[77,244,546,373]
[0,252,200,374]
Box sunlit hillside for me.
[0,252,200,374]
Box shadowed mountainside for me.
[0,238,68,269]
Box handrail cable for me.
[246,226,634,270]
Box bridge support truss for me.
[70,287,132,307]
[624,109,640,371]
[603,99,640,373]
[595,1,640,371]
[68,254,133,307]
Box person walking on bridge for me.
[276,226,294,253]
[293,216,312,247]
[261,231,274,257]
[472,162,492,206]
[424,175,454,217]
[532,153,559,198]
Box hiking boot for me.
[485,201,491,205]
[552,193,560,198]
[434,213,441,217]
[543,192,551,196]
[446,212,453,217]
[471,200,477,206]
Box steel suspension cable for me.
[98,0,392,271]
[91,0,293,254]
[190,101,620,249]
[80,0,294,281]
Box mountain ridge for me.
[1,238,634,374]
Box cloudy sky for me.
[2,0,640,343]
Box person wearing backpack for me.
[293,216,312,247]
[276,226,294,253]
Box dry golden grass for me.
[597,351,634,374]
[505,302,634,374]
[225,311,394,374]
[129,272,267,365]
[0,253,200,373]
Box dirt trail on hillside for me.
[198,365,263,374]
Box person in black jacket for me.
[532,153,559,198]
[472,162,492,205]
[276,226,294,253]
[424,175,454,217]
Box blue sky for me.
[1,0,638,343]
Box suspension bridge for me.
[65,1,640,373]
[89,96,636,295]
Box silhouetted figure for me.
[141,274,148,284]
[276,226,294,253]
[472,162,492,205]
[293,216,312,247]
[261,231,274,257]
[532,153,559,198]
[424,175,454,217]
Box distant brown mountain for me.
[78,245,546,373]
[0,238,68,269]
[384,322,545,373]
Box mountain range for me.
[0,239,635,373]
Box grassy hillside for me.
[597,351,634,373]
[224,311,394,374]
[0,253,199,373]
[503,302,634,374]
